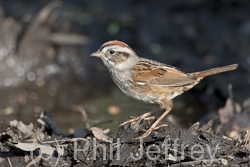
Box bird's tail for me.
[193,64,238,78]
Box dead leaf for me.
[8,141,55,156]
[200,119,213,132]
[218,98,234,124]
[10,120,34,136]
[91,127,112,142]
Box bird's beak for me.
[90,51,105,57]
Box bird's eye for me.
[109,50,115,55]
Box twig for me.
[170,158,226,167]
[25,155,42,167]
[18,1,62,57]
[45,33,89,45]
[92,120,113,127]
[74,105,90,128]
[42,138,72,144]
[7,157,12,167]
[228,84,237,114]
[242,62,250,73]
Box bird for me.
[90,40,238,139]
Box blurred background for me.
[0,0,249,134]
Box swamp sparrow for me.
[91,40,238,139]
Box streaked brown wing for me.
[131,59,197,86]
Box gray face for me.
[99,45,140,71]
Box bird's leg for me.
[135,99,173,140]
[120,107,162,126]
